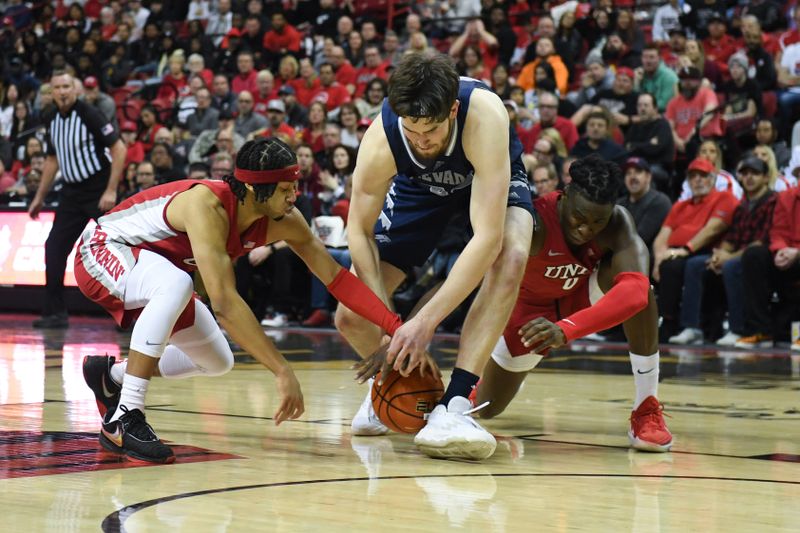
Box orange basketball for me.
[371,370,445,433]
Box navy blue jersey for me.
[381,77,524,197]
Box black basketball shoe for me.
[82,355,121,418]
[100,406,175,464]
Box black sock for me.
[439,367,479,406]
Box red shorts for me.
[502,283,591,357]
[74,229,196,332]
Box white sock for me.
[629,351,659,409]
[109,374,150,422]
[110,361,127,385]
[158,345,203,379]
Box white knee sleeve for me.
[159,300,234,378]
[126,250,195,357]
[490,336,544,372]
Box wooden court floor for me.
[1,314,799,532]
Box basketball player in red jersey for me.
[77,138,403,464]
[474,154,673,452]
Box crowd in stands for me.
[1,0,799,346]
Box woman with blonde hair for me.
[679,139,743,200]
[683,39,723,88]
[277,55,299,88]
[753,144,797,191]
[539,127,568,158]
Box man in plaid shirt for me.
[707,157,777,347]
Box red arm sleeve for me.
[555,272,650,342]
[326,268,403,335]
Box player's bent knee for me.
[202,350,234,376]
[334,303,365,334]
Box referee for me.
[29,71,126,328]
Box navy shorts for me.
[375,157,534,270]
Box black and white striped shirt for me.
[45,100,119,188]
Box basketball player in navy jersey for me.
[336,52,534,460]
[474,155,673,451]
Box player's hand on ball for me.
[273,367,304,426]
[353,342,391,384]
[386,316,436,378]
[519,317,566,351]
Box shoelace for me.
[630,402,671,427]
[118,406,159,441]
[424,401,491,420]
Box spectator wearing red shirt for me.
[262,12,301,63]
[255,99,297,147]
[661,27,686,69]
[231,51,258,95]
[702,15,737,68]
[187,53,214,89]
[665,66,722,155]
[120,120,145,167]
[328,46,358,95]
[253,70,279,116]
[302,101,328,154]
[311,63,352,112]
[529,91,579,151]
[289,58,322,107]
[653,157,739,339]
[739,184,800,349]
[157,50,188,104]
[353,45,388,99]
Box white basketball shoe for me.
[351,378,389,436]
[414,396,497,460]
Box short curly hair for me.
[566,154,623,205]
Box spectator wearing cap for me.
[355,117,372,144]
[311,63,352,113]
[679,139,743,202]
[698,156,777,347]
[187,110,244,164]
[81,76,117,128]
[720,53,762,136]
[569,111,627,167]
[636,44,678,113]
[186,87,220,138]
[652,157,739,340]
[354,45,389,99]
[702,15,737,69]
[279,85,309,130]
[252,99,297,147]
[738,178,800,350]
[263,12,302,67]
[652,0,682,44]
[567,56,614,109]
[624,92,675,189]
[290,58,322,108]
[618,157,672,250]
[661,27,687,70]
[572,66,639,131]
[665,66,722,156]
[121,120,145,167]
[232,51,258,96]
[234,90,268,138]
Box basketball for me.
[371,370,445,433]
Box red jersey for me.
[663,189,738,248]
[354,63,389,98]
[311,83,352,111]
[232,70,258,95]
[262,24,302,53]
[90,180,269,273]
[335,61,358,88]
[290,77,322,107]
[254,89,280,116]
[518,192,603,305]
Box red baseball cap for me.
[687,158,715,175]
[84,76,98,89]
[120,120,137,132]
[616,67,634,79]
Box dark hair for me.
[189,161,210,174]
[638,92,656,107]
[586,110,610,127]
[567,154,622,204]
[643,43,660,54]
[388,52,459,122]
[223,137,297,203]
[329,143,357,174]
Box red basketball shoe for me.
[629,396,673,452]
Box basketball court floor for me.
[1,314,798,532]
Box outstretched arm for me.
[172,186,304,425]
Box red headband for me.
[234,165,300,184]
